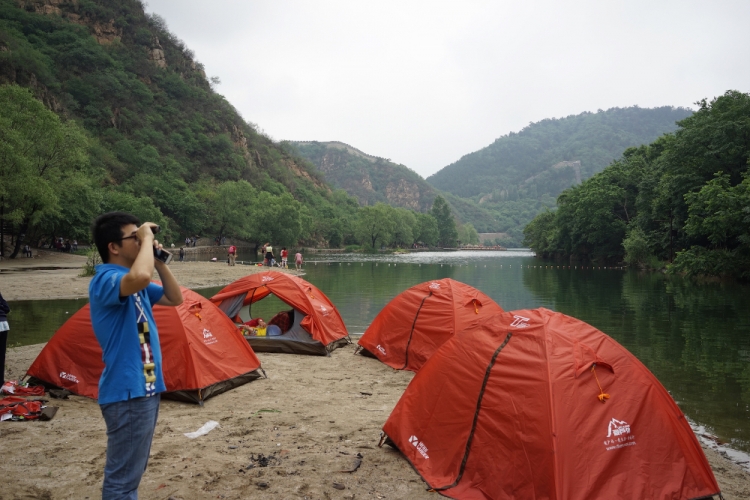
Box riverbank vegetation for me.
[523,90,750,280]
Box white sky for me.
[144,0,750,178]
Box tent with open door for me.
[381,307,720,499]
[210,271,349,356]
[356,278,504,372]
[27,287,263,404]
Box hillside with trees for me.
[427,106,693,245]
[286,140,502,234]
[285,141,436,211]
[0,0,362,255]
[523,90,750,281]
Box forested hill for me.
[0,0,347,253]
[427,106,692,199]
[285,140,503,232]
[522,90,750,280]
[285,141,436,211]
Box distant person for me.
[89,212,183,499]
[0,291,9,384]
[295,251,303,270]
[280,247,288,268]
[179,247,185,262]
[72,239,78,251]
[228,244,237,266]
[264,243,274,267]
[23,244,32,258]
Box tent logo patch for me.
[510,315,530,328]
[202,328,218,345]
[604,418,636,451]
[409,435,430,459]
[428,282,441,290]
[376,344,387,356]
[59,371,79,384]
[319,305,330,316]
[262,276,274,282]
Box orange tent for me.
[357,279,504,372]
[27,287,263,404]
[210,271,349,355]
[382,308,720,499]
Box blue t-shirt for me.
[89,264,166,404]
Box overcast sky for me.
[144,1,750,178]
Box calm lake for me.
[6,250,750,453]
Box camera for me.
[149,225,172,264]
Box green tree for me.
[457,222,479,245]
[354,203,396,249]
[391,208,417,248]
[622,226,653,268]
[430,195,457,247]
[414,212,439,246]
[0,84,92,257]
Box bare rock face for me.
[231,124,249,155]
[91,19,121,44]
[16,0,71,16]
[149,37,167,68]
[385,179,420,210]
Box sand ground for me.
[1,251,749,499]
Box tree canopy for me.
[523,90,750,281]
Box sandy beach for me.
[1,251,749,499]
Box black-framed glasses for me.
[117,234,138,242]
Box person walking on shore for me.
[179,247,185,262]
[264,243,274,267]
[89,212,183,499]
[280,247,288,268]
[295,251,303,270]
[0,291,9,384]
[228,244,237,266]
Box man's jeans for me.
[100,395,161,500]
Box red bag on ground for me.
[1,380,45,396]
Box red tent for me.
[382,308,720,499]
[27,287,263,404]
[210,271,349,355]
[357,278,504,372]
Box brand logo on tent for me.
[59,371,79,384]
[510,315,530,328]
[319,305,330,316]
[428,282,441,290]
[409,435,430,459]
[376,344,387,355]
[202,328,218,345]
[607,418,630,437]
[262,276,274,282]
[603,418,636,451]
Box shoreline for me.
[0,250,300,302]
[1,251,749,498]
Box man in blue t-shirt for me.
[89,212,183,500]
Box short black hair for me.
[92,212,140,263]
